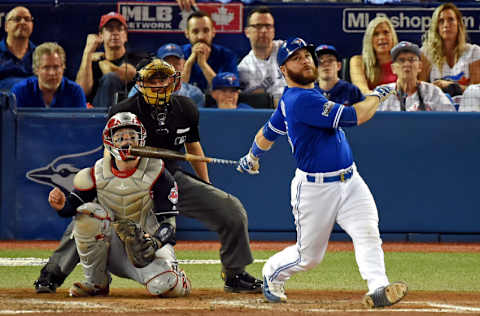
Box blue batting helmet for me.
[277,37,317,67]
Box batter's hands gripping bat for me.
[129,146,238,165]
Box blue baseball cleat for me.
[263,276,287,303]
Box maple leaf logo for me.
[212,7,233,26]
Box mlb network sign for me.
[117,1,243,33]
[343,7,480,33]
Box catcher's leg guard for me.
[363,281,408,308]
[73,203,113,289]
[146,268,191,297]
[144,244,191,297]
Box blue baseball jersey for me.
[315,80,365,106]
[182,43,238,92]
[265,87,357,173]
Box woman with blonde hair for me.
[350,16,398,95]
[420,2,480,95]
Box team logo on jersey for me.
[322,101,335,117]
[168,182,179,204]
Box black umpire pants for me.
[39,170,254,283]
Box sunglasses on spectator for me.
[8,16,34,23]
[248,24,274,31]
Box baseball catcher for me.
[47,112,190,297]
[35,57,261,295]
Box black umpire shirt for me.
[108,94,200,173]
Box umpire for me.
[34,57,262,294]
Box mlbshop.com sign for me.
[117,1,243,33]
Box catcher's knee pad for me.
[146,269,191,297]
[74,202,113,242]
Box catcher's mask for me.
[136,58,181,107]
[103,112,146,161]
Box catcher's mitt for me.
[113,219,158,268]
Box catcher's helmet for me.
[136,58,181,107]
[103,112,146,161]
[277,37,318,67]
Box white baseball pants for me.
[262,167,389,293]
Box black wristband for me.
[154,223,176,246]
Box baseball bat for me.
[129,146,238,165]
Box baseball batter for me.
[238,37,408,308]
[47,112,190,297]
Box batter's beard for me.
[287,66,318,85]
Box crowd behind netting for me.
[1,1,480,111]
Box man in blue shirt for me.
[315,44,364,106]
[182,11,238,92]
[238,37,408,308]
[12,42,86,108]
[0,6,36,91]
[210,72,252,109]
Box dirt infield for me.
[1,288,480,316]
[2,241,480,315]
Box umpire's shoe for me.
[263,276,287,303]
[363,281,408,308]
[223,271,263,293]
[69,281,110,297]
[34,278,59,294]
[34,265,66,294]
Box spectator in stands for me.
[238,6,285,107]
[176,0,253,11]
[459,84,480,112]
[350,17,398,95]
[12,42,86,108]
[377,41,455,112]
[128,43,205,107]
[209,72,252,109]
[75,12,137,108]
[0,6,35,91]
[315,44,364,106]
[420,2,480,97]
[182,11,238,92]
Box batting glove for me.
[367,85,395,103]
[237,151,260,175]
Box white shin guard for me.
[73,203,113,287]
[146,269,191,297]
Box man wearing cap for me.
[0,6,36,91]
[128,43,205,107]
[210,72,252,109]
[182,11,238,92]
[378,41,455,112]
[237,37,408,308]
[315,44,364,106]
[75,12,138,108]
[238,6,286,106]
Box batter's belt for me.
[296,164,355,183]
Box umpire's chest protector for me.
[94,155,164,232]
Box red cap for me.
[98,12,127,31]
